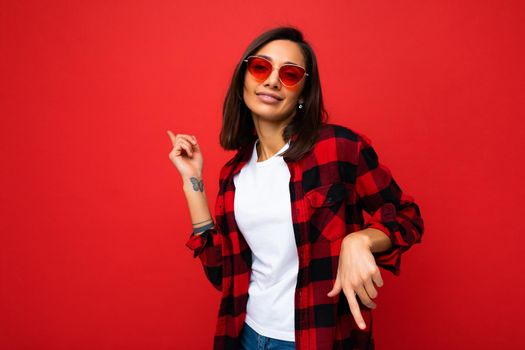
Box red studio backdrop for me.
[1,1,524,349]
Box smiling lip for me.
[256,93,282,104]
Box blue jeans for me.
[239,322,296,350]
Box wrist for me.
[345,230,373,250]
[192,220,215,235]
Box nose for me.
[263,67,281,88]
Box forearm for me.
[182,172,215,235]
[183,172,223,291]
[346,227,393,253]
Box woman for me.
[167,26,424,350]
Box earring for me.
[298,103,303,109]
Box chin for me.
[253,110,293,122]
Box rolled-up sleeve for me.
[185,227,223,291]
[355,134,425,276]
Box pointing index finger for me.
[166,130,176,146]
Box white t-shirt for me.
[232,138,298,341]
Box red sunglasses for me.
[243,55,309,87]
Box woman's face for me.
[243,39,307,124]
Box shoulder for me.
[319,123,368,142]
[223,138,256,167]
[309,122,380,168]
[318,122,370,144]
[220,154,238,178]
[220,143,252,179]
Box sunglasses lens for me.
[246,56,306,86]
[247,57,272,81]
[279,65,305,86]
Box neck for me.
[256,137,286,162]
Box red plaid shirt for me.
[185,123,424,349]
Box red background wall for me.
[1,1,524,349]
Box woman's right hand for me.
[167,130,204,178]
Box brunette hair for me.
[219,25,330,161]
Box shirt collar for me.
[229,134,297,178]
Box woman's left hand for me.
[326,232,384,330]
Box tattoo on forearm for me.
[190,177,204,192]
